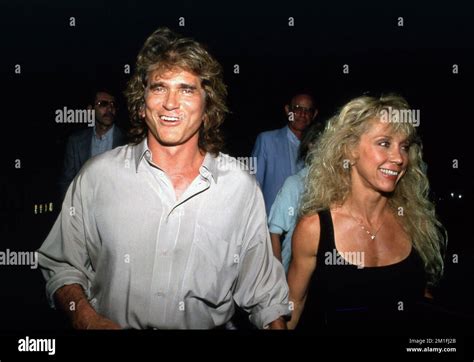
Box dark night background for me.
[0,0,473,351]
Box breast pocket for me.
[181,223,240,305]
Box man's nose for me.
[163,90,179,110]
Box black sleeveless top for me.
[297,209,427,332]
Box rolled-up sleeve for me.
[37,170,95,308]
[233,182,290,328]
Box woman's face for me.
[350,120,410,194]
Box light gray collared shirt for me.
[37,138,289,329]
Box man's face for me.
[143,67,206,148]
[94,92,117,127]
[285,94,316,133]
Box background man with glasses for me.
[251,93,318,214]
[59,88,126,199]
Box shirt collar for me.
[134,138,151,172]
[286,126,300,145]
[94,124,114,140]
[134,137,220,183]
[200,152,219,183]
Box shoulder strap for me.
[316,209,336,265]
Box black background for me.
[0,0,473,357]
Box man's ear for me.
[312,108,319,120]
[87,104,93,110]
[284,104,290,115]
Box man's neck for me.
[95,123,113,138]
[146,133,205,175]
[287,125,303,140]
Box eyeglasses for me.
[290,104,315,115]
[95,100,117,109]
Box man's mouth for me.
[160,115,181,122]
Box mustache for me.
[103,112,114,118]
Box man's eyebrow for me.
[148,81,165,89]
[178,83,198,89]
[148,82,198,89]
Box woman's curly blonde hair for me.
[300,94,446,286]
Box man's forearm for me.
[54,284,121,329]
[54,284,96,329]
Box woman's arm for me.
[287,213,320,329]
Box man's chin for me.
[289,125,307,133]
[96,118,114,127]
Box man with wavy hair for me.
[38,28,289,330]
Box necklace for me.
[348,210,385,240]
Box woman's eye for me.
[379,141,389,147]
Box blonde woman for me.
[287,94,446,331]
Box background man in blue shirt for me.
[251,93,318,214]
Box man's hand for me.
[267,317,287,330]
[73,311,121,330]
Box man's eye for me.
[181,88,194,94]
[151,86,166,93]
